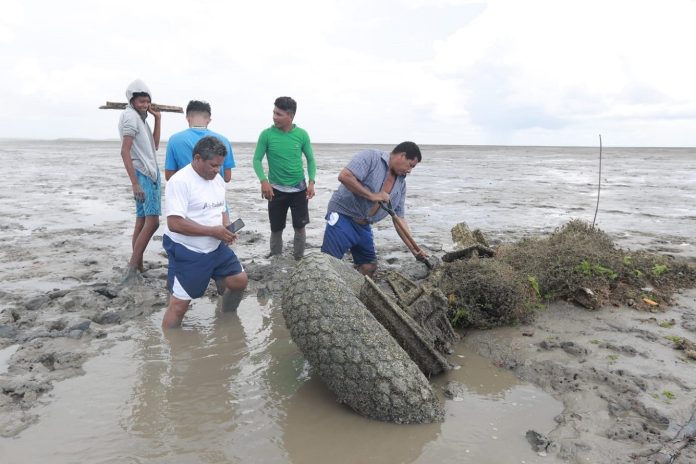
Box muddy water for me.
[2,294,562,463]
[2,140,694,462]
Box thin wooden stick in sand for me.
[591,134,602,229]
[99,101,183,113]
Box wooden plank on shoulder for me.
[99,101,183,113]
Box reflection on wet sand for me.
[0,291,563,463]
[124,304,248,461]
[123,295,306,463]
[1,141,694,462]
[282,335,562,464]
[421,346,563,464]
[283,376,441,464]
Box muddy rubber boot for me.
[267,231,283,258]
[293,228,306,261]
[221,289,244,312]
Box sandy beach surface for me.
[0,140,694,463]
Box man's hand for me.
[211,225,238,245]
[260,180,274,200]
[414,248,429,259]
[132,183,145,202]
[148,104,162,120]
[370,191,390,204]
[306,181,315,200]
[224,232,238,246]
[338,168,389,204]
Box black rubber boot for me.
[267,231,283,258]
[293,228,306,261]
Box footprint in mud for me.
[682,313,696,333]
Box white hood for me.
[125,79,151,101]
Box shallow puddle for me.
[0,296,563,463]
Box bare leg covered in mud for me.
[162,272,248,329]
[220,272,248,313]
[128,215,159,275]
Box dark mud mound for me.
[432,258,535,329]
[436,219,696,329]
[497,219,696,310]
[281,253,444,424]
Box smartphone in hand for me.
[226,218,245,233]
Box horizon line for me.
[0,137,692,150]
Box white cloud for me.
[0,0,23,44]
[0,0,694,146]
[430,0,696,145]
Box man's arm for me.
[223,139,235,183]
[252,131,274,200]
[391,215,428,259]
[306,180,315,200]
[303,134,316,199]
[163,134,178,180]
[259,181,274,200]
[120,136,145,201]
[337,168,390,203]
[148,105,162,150]
[167,215,237,244]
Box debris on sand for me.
[432,219,696,329]
[432,258,535,328]
[496,219,696,310]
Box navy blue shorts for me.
[320,212,376,265]
[163,235,244,300]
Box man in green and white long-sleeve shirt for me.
[253,96,316,260]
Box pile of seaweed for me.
[431,219,696,329]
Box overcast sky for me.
[1,0,694,146]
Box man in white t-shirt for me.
[161,136,248,329]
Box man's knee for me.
[290,205,309,229]
[144,216,160,230]
[162,297,191,328]
[224,272,248,291]
[170,301,189,317]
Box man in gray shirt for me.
[118,79,162,280]
[321,141,425,276]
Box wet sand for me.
[0,140,695,463]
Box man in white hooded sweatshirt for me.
[118,79,162,279]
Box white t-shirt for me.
[164,164,227,253]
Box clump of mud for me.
[432,258,535,329]
[498,219,696,308]
[432,219,696,329]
